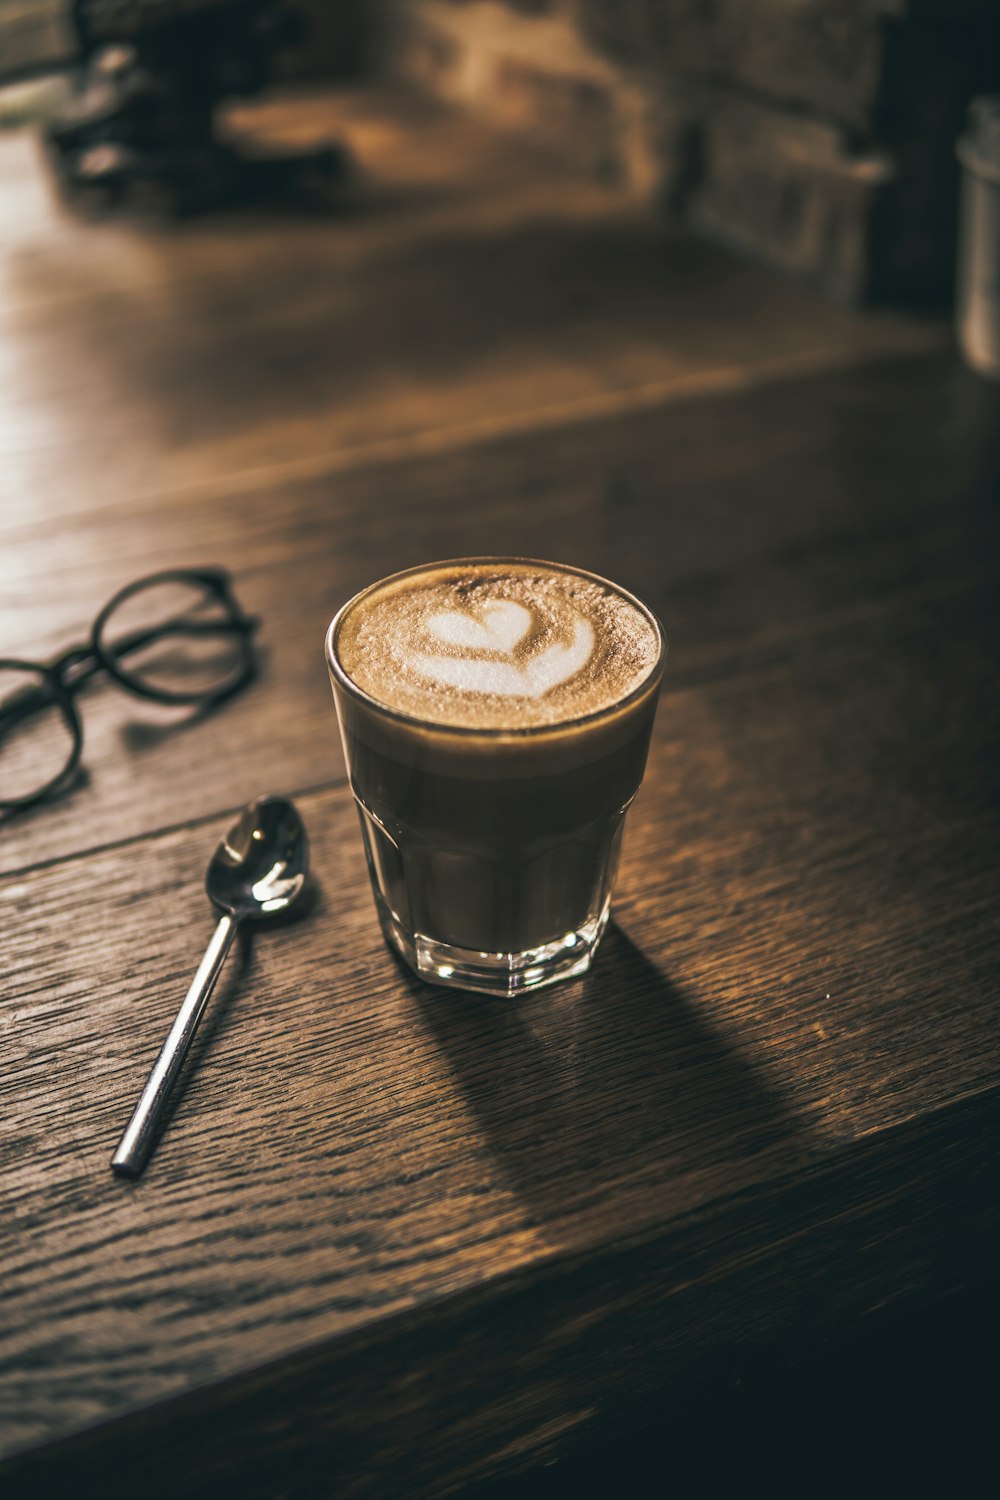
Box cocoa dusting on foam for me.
[336,563,660,729]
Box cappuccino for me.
[335,561,659,730]
[327,559,664,995]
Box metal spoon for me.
[111,794,309,1177]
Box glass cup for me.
[325,559,665,996]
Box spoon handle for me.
[111,914,237,1177]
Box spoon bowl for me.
[209,795,309,920]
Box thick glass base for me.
[375,891,611,997]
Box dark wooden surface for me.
[1,86,998,1497]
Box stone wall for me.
[384,0,1000,305]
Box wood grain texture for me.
[5,1092,998,1499]
[0,757,995,1426]
[2,557,999,1480]
[0,85,998,1500]
[1,345,991,875]
[0,87,938,532]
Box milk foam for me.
[335,561,661,730]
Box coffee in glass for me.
[326,558,664,995]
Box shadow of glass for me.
[409,921,813,1224]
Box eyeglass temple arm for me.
[102,613,259,654]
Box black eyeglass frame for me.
[0,567,259,812]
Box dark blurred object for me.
[956,96,1000,378]
[43,0,345,214]
[390,0,1000,308]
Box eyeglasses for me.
[0,568,260,814]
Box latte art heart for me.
[335,561,660,730]
[426,600,531,654]
[413,612,594,698]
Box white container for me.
[956,96,1000,378]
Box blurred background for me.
[2,0,999,306]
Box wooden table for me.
[2,87,998,1496]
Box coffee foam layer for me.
[335,562,661,729]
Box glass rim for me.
[325,556,666,743]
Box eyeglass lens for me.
[0,665,79,806]
[96,574,253,703]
